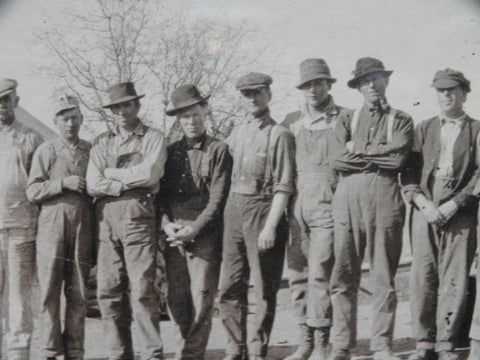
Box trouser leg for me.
[243,197,287,357]
[435,212,476,352]
[409,209,437,351]
[219,195,249,356]
[36,213,65,358]
[470,222,480,341]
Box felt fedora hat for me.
[431,68,471,92]
[347,57,393,89]
[165,84,210,116]
[103,82,145,108]
[296,58,336,89]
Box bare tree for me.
[34,0,268,140]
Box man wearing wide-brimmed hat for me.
[0,78,43,359]
[27,95,94,360]
[281,59,347,360]
[402,69,480,360]
[86,82,167,360]
[158,84,232,360]
[219,73,296,360]
[328,58,414,360]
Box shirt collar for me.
[111,120,146,138]
[246,108,273,129]
[182,132,207,150]
[57,137,89,151]
[365,97,390,116]
[440,113,467,127]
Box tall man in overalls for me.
[27,95,93,360]
[328,58,414,360]
[159,84,232,360]
[402,69,480,360]
[86,82,167,360]
[219,73,296,360]
[282,59,346,360]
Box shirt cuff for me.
[52,179,64,195]
[272,183,294,194]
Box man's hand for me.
[62,175,86,193]
[258,225,276,251]
[415,195,444,225]
[163,222,183,239]
[346,141,355,153]
[174,225,198,243]
[437,200,458,224]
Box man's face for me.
[177,103,207,139]
[436,86,467,117]
[357,72,389,105]
[54,108,82,141]
[300,78,331,108]
[109,99,140,130]
[240,87,271,116]
[0,91,18,124]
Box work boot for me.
[309,327,330,360]
[284,324,314,360]
[373,349,401,360]
[468,339,480,360]
[327,349,350,360]
[408,348,437,360]
[437,351,460,360]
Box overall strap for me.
[350,109,361,138]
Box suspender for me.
[263,125,274,192]
[350,109,396,143]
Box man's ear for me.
[14,95,19,108]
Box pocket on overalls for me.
[129,197,155,220]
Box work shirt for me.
[0,120,43,229]
[86,121,167,197]
[226,110,295,196]
[159,133,232,234]
[329,103,413,173]
[437,114,467,177]
[27,138,91,203]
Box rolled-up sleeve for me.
[272,128,296,194]
[104,130,167,188]
[26,143,63,203]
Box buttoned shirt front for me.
[0,120,43,229]
[27,138,91,203]
[436,114,467,177]
[86,121,167,197]
[226,110,295,196]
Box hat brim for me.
[347,70,393,89]
[55,105,78,116]
[237,84,269,91]
[431,78,465,90]
[103,94,145,108]
[0,89,15,98]
[296,75,337,89]
[165,95,210,116]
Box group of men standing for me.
[0,55,480,360]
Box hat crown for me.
[296,58,336,88]
[0,78,18,96]
[236,72,273,90]
[353,57,386,76]
[107,82,139,103]
[432,68,470,92]
[171,84,204,107]
[55,94,79,115]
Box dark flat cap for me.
[347,57,393,89]
[0,79,18,98]
[431,68,471,92]
[55,94,80,116]
[297,58,336,89]
[235,72,272,91]
[165,84,210,116]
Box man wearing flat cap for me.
[281,58,347,360]
[27,95,93,360]
[86,82,166,360]
[0,78,43,359]
[157,84,232,359]
[402,69,480,360]
[328,57,414,360]
[219,72,296,360]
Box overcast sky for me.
[1,0,479,131]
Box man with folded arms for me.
[86,82,167,360]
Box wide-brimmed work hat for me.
[54,94,80,116]
[103,82,145,108]
[431,68,471,92]
[0,79,18,98]
[235,72,273,91]
[165,84,210,116]
[347,57,393,88]
[296,58,336,89]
